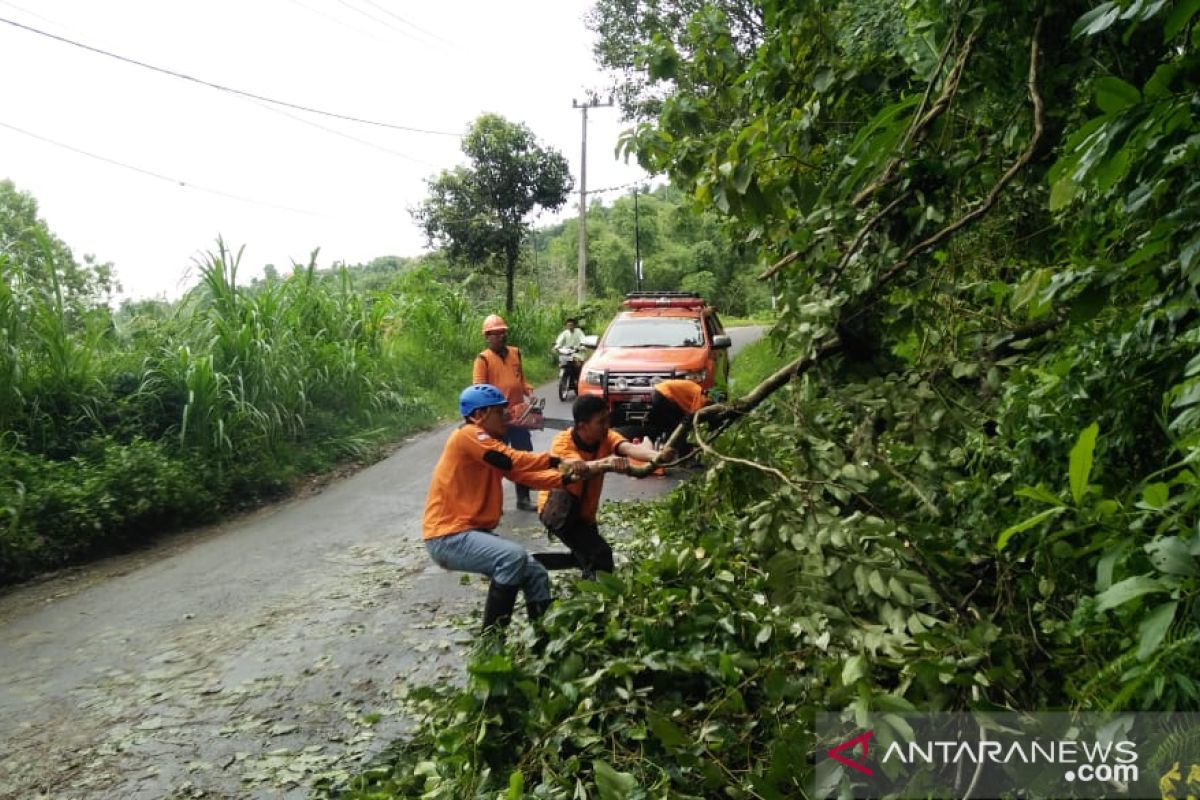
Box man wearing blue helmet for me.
[423,384,621,632]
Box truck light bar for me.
[622,296,706,309]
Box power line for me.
[249,98,441,168]
[0,0,60,28]
[0,119,327,218]
[327,0,428,46]
[279,0,393,48]
[588,180,643,195]
[0,15,462,137]
[352,0,455,48]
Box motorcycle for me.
[555,345,583,401]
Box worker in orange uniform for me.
[472,314,538,511]
[645,378,712,458]
[424,384,621,631]
[537,394,665,579]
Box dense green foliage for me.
[0,222,566,584]
[534,185,773,316]
[414,114,573,313]
[328,0,1200,797]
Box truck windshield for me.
[604,318,705,347]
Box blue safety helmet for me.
[459,384,508,418]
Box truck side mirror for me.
[712,334,732,349]
[581,334,599,349]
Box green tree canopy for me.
[412,114,573,311]
[0,179,116,307]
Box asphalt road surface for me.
[0,326,763,799]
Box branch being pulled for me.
[632,17,1045,478]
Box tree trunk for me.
[504,245,517,312]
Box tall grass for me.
[0,235,576,584]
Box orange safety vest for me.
[423,423,565,539]
[654,379,707,414]
[537,428,627,523]
[472,346,532,407]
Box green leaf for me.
[1015,485,1066,507]
[1096,544,1130,591]
[1094,574,1168,612]
[733,161,753,195]
[1139,482,1170,510]
[1049,177,1081,211]
[1094,76,1142,112]
[647,710,690,750]
[1073,2,1121,38]
[842,654,867,686]
[1179,232,1200,272]
[648,43,680,81]
[1069,423,1100,505]
[1136,601,1178,660]
[874,693,917,714]
[1164,0,1200,41]
[1145,537,1199,576]
[507,770,525,799]
[996,507,1066,551]
[594,759,639,800]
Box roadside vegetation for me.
[320,0,1200,798]
[0,108,774,587]
[8,0,1199,795]
[0,228,565,585]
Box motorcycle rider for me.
[537,394,665,578]
[553,317,586,394]
[554,317,585,351]
[472,314,538,511]
[424,384,620,632]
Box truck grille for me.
[606,371,672,393]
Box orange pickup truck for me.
[578,292,731,429]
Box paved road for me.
[0,326,762,799]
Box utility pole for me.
[572,95,613,304]
[633,186,643,291]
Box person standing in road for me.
[423,384,619,631]
[537,394,665,579]
[472,314,537,511]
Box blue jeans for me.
[425,529,550,602]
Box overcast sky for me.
[0,0,649,300]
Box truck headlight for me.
[676,369,707,382]
[582,368,606,386]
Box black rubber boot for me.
[481,581,521,632]
[531,552,579,571]
[515,484,536,512]
[526,596,552,621]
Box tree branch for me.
[868,18,1043,297]
[757,251,799,281]
[827,189,914,287]
[633,17,1046,478]
[852,25,976,208]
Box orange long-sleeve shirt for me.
[423,423,567,540]
[654,379,707,414]
[537,428,628,523]
[472,347,532,407]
